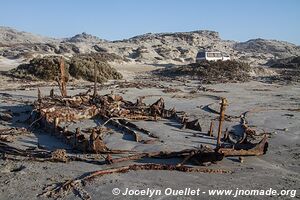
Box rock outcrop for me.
[1,27,300,66]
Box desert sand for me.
[0,61,299,200]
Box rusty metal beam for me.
[217,98,228,147]
[93,65,97,97]
[218,135,268,156]
[208,120,214,137]
[59,57,67,97]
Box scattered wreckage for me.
[24,58,269,161]
[27,84,269,199]
[0,59,269,200]
[31,86,269,159]
[28,60,269,160]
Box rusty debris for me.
[162,87,182,93]
[217,98,228,147]
[51,149,68,162]
[182,118,202,131]
[0,112,13,122]
[218,135,268,156]
[93,65,97,97]
[30,82,269,159]
[0,68,272,200]
[57,57,67,97]
[208,120,214,136]
[0,127,30,142]
[31,82,208,154]
[40,163,232,199]
[0,135,14,142]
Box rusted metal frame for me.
[218,135,268,156]
[170,111,204,132]
[98,114,141,142]
[36,104,102,153]
[117,119,159,139]
[39,105,99,123]
[39,117,108,153]
[106,148,224,166]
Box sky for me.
[0,0,299,44]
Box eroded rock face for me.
[64,32,106,43]
[0,26,58,45]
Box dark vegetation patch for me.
[154,60,251,84]
[9,56,69,81]
[8,53,123,83]
[75,52,124,62]
[268,56,300,69]
[259,70,300,84]
[69,55,122,83]
[261,56,300,84]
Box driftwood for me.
[39,164,232,199]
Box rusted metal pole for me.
[223,128,229,140]
[217,98,228,147]
[37,88,41,102]
[59,57,67,97]
[208,121,214,136]
[74,127,80,148]
[50,88,54,98]
[93,65,97,97]
[54,117,59,134]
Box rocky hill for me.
[0,26,58,45]
[64,32,106,43]
[1,26,300,66]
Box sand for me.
[0,63,299,200]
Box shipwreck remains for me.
[30,59,269,160]
[28,87,269,199]
[0,58,271,200]
[32,88,198,153]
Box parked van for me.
[196,50,230,62]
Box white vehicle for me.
[196,50,230,62]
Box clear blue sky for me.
[0,0,299,44]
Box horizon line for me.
[1,25,299,45]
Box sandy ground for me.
[0,57,23,71]
[0,63,299,200]
[111,63,164,80]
